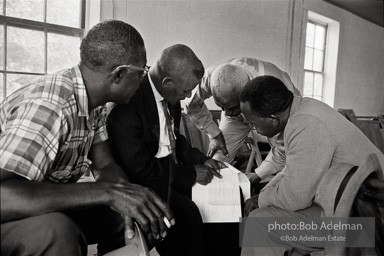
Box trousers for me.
[1,206,125,256]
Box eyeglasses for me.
[247,122,257,130]
[221,104,241,117]
[111,64,149,78]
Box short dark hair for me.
[158,44,204,79]
[240,75,293,117]
[80,20,145,72]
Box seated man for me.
[107,44,223,256]
[239,75,384,255]
[184,57,301,187]
[0,20,173,256]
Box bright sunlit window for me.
[303,20,327,101]
[0,0,85,100]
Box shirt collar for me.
[71,64,90,118]
[288,95,302,118]
[148,73,164,102]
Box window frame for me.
[0,0,86,99]
[303,19,328,101]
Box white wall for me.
[302,0,384,116]
[99,0,384,115]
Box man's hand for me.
[246,173,262,196]
[204,158,226,173]
[206,132,229,158]
[109,182,174,242]
[244,195,259,216]
[194,164,222,185]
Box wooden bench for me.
[339,109,384,153]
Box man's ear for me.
[112,70,124,84]
[270,115,280,126]
[162,77,173,88]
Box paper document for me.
[192,162,250,223]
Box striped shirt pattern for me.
[0,65,108,183]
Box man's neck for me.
[148,64,165,98]
[79,62,108,112]
[278,105,292,131]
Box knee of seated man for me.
[248,207,277,218]
[37,212,87,248]
[171,198,202,226]
[181,199,202,220]
[2,212,87,256]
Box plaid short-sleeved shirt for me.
[0,65,108,183]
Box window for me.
[0,0,85,100]
[303,11,340,107]
[303,20,327,101]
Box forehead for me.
[240,101,260,119]
[178,73,200,90]
[125,47,147,65]
[214,93,238,109]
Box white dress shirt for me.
[148,73,174,158]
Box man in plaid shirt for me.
[0,20,173,256]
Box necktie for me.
[162,100,178,163]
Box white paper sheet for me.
[192,162,250,223]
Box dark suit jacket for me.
[107,75,209,191]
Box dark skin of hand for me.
[0,141,175,243]
[206,133,229,158]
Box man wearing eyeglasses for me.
[0,20,173,256]
[107,44,226,256]
[184,57,301,188]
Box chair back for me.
[316,154,384,255]
[180,113,210,153]
[338,109,384,153]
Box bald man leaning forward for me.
[107,44,227,256]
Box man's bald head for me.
[151,44,204,104]
[157,44,204,80]
[210,64,250,106]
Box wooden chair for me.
[209,110,270,173]
[338,109,361,128]
[316,153,384,256]
[179,113,210,153]
[104,222,150,256]
[358,118,384,153]
[244,132,270,173]
[339,109,384,153]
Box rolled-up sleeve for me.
[184,73,221,138]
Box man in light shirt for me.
[184,57,301,187]
[107,44,223,256]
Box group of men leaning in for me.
[1,20,383,256]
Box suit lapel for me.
[141,75,160,140]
